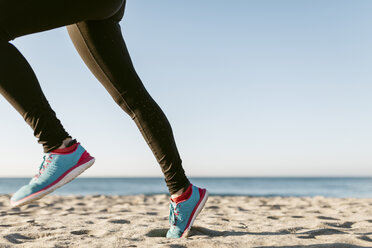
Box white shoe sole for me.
[10,158,95,207]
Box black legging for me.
[0,0,190,194]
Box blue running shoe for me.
[10,141,94,207]
[166,184,208,238]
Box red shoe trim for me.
[181,188,206,237]
[172,184,193,203]
[76,150,94,165]
[13,151,94,204]
[50,143,79,155]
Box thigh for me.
[66,0,144,110]
[0,0,124,41]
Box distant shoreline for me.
[2,177,372,198]
[2,176,372,178]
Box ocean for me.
[1,177,372,198]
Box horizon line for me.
[1,176,372,178]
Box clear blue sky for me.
[0,0,371,177]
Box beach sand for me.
[0,195,372,247]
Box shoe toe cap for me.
[166,227,183,238]
[10,184,39,203]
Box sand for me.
[0,195,372,248]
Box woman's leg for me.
[0,0,124,152]
[66,2,190,195]
[0,41,71,152]
[0,0,125,207]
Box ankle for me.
[171,188,184,199]
[171,181,191,199]
[171,183,192,202]
[57,137,73,149]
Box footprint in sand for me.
[70,230,90,235]
[358,235,372,242]
[325,221,355,228]
[4,233,34,244]
[269,205,283,210]
[206,205,219,210]
[145,212,158,216]
[278,227,304,234]
[291,216,304,218]
[25,204,39,209]
[108,219,130,224]
[317,216,340,220]
[238,223,248,229]
[267,216,280,220]
[97,216,109,220]
[297,228,347,239]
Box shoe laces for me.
[169,202,182,226]
[34,153,54,179]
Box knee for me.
[0,32,11,42]
[108,1,126,22]
[95,0,125,20]
[0,23,11,42]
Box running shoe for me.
[166,184,208,238]
[10,140,94,207]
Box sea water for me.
[1,177,372,198]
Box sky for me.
[0,0,371,177]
